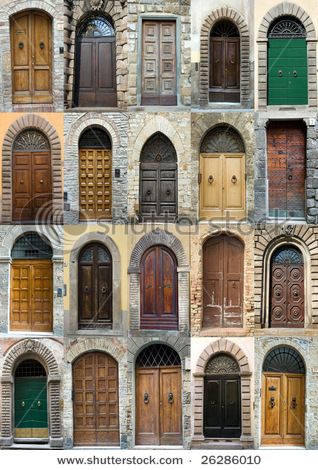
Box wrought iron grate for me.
[78,16,115,38]
[268,16,306,38]
[13,129,50,152]
[263,346,305,374]
[271,246,303,265]
[15,359,46,377]
[141,132,177,163]
[12,233,53,259]
[79,127,111,149]
[201,125,245,154]
[136,344,181,368]
[205,354,240,374]
[211,20,239,38]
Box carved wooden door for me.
[267,121,306,219]
[270,246,304,328]
[142,20,177,105]
[203,235,243,328]
[73,352,119,446]
[78,243,112,329]
[11,11,52,104]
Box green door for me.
[15,377,48,439]
[268,38,308,105]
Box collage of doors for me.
[0,0,318,452]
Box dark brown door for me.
[140,246,178,330]
[203,235,244,328]
[73,352,119,446]
[11,10,52,104]
[270,246,304,328]
[136,367,182,445]
[142,20,177,105]
[78,243,112,329]
[268,122,306,219]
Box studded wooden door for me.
[203,235,244,328]
[140,245,178,330]
[142,20,177,105]
[73,352,119,446]
[270,246,304,328]
[78,243,112,329]
[11,10,52,104]
[267,122,306,219]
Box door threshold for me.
[72,446,121,450]
[260,446,305,450]
[134,445,183,450]
[10,443,50,450]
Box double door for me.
[210,36,240,102]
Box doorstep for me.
[191,439,245,450]
[134,446,184,450]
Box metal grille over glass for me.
[211,20,239,38]
[268,16,306,38]
[136,344,181,368]
[140,132,177,163]
[271,246,303,265]
[78,17,115,38]
[12,233,53,259]
[79,127,111,149]
[15,360,46,377]
[13,130,50,152]
[205,354,240,375]
[200,125,245,154]
[263,346,305,373]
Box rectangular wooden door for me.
[159,367,182,445]
[142,21,177,105]
[209,38,240,102]
[11,11,52,104]
[11,260,52,332]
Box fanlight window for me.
[79,127,111,149]
[205,354,240,374]
[13,130,50,152]
[263,346,305,374]
[140,132,177,163]
[136,344,181,368]
[268,16,306,38]
[211,20,239,38]
[200,125,245,153]
[78,17,115,38]
[271,246,303,265]
[15,359,46,377]
[79,243,111,263]
[12,233,53,259]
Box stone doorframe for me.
[0,339,63,447]
[199,8,250,107]
[68,232,122,335]
[192,339,253,447]
[128,229,190,333]
[1,114,62,224]
[257,2,317,109]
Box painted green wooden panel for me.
[15,377,48,429]
[268,39,308,105]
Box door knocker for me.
[37,401,41,407]
[144,392,149,404]
[166,189,171,196]
[101,285,107,294]
[269,397,275,408]
[291,397,297,409]
[168,392,174,404]
[84,286,90,293]
[231,175,238,184]
[208,175,214,184]
[293,70,298,77]
[39,42,45,49]
[146,189,151,196]
[278,70,283,77]
[18,42,24,49]
[21,401,25,407]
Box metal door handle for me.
[146,189,151,196]
[166,189,171,196]
[231,175,238,184]
[144,392,149,404]
[293,70,298,77]
[18,42,24,49]
[291,397,297,409]
[278,70,283,77]
[84,286,90,293]
[40,179,44,183]
[40,42,45,49]
[288,175,292,181]
[37,401,41,407]
[208,175,214,184]
[270,397,275,408]
[101,286,107,294]
[168,392,174,404]
[20,180,24,184]
[21,401,25,407]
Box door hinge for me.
[198,173,202,184]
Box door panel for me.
[210,37,240,103]
[262,374,282,440]
[285,374,305,442]
[200,154,223,218]
[159,368,182,445]
[223,155,245,214]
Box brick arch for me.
[199,7,250,106]
[1,114,62,223]
[0,339,63,447]
[192,339,253,446]
[257,2,317,108]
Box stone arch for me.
[192,339,253,446]
[199,7,250,106]
[0,339,62,447]
[1,114,62,223]
[257,2,317,108]
[66,338,125,365]
[66,113,120,149]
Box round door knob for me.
[20,180,24,184]
[40,179,44,183]
[288,175,293,181]
[18,42,24,49]
[146,189,151,196]
[40,42,45,49]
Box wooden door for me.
[142,21,177,105]
[78,243,112,329]
[11,260,52,332]
[262,373,305,445]
[79,148,112,220]
[203,235,244,328]
[73,352,119,446]
[268,122,306,219]
[136,367,182,445]
[200,153,245,219]
[11,11,52,104]
[140,246,178,330]
[210,37,240,102]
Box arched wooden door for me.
[262,346,305,446]
[203,235,244,328]
[270,246,304,328]
[268,17,307,105]
[200,126,245,220]
[204,354,241,438]
[79,127,112,220]
[12,129,52,223]
[73,352,119,446]
[210,20,240,103]
[76,16,116,107]
[140,133,177,221]
[14,359,48,441]
[136,344,182,446]
[267,121,306,219]
[11,233,53,332]
[11,10,52,104]
[78,243,113,329]
[140,245,178,330]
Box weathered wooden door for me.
[15,360,48,440]
[76,17,116,107]
[11,10,52,104]
[142,20,177,105]
[203,235,244,328]
[267,122,306,219]
[210,20,240,103]
[73,352,119,446]
[79,127,112,220]
[78,243,112,329]
[140,245,178,330]
[140,133,177,220]
[270,246,304,328]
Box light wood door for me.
[11,260,52,332]
[136,367,182,446]
[79,148,112,220]
[262,372,305,446]
[11,11,52,104]
[200,153,245,219]
[73,352,119,446]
